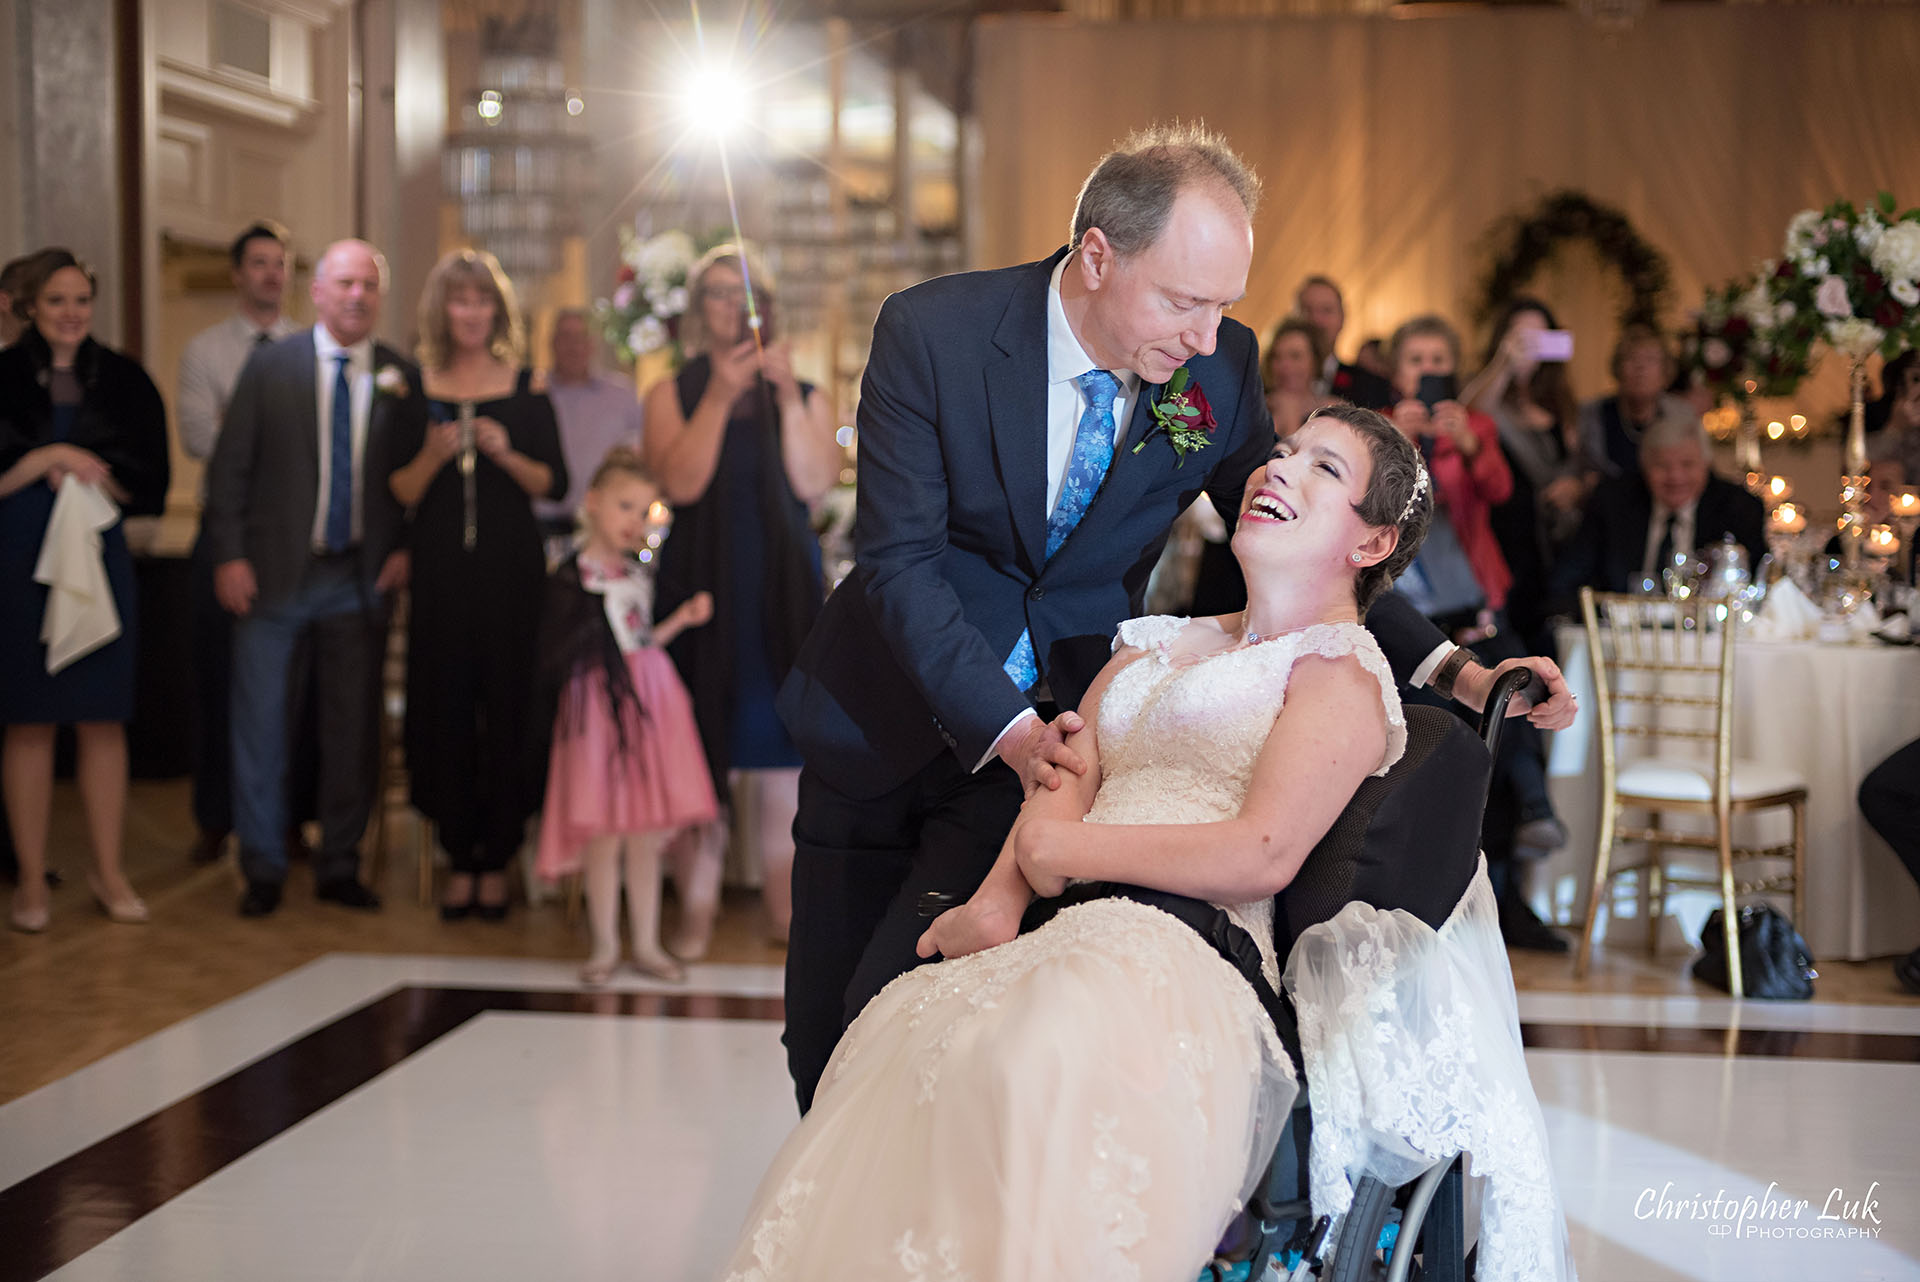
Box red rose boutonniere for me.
[1131,367,1217,466]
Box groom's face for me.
[1079,184,1251,385]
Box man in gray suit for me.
[204,239,421,916]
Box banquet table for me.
[1547,625,1920,962]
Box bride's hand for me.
[916,895,1023,960]
[998,711,1088,798]
[1013,819,1071,898]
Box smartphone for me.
[1416,373,1458,411]
[1528,329,1574,362]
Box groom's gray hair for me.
[1069,122,1261,259]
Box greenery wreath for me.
[1472,189,1673,333]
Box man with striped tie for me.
[203,240,421,918]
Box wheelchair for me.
[924,667,1534,1282]
[1206,666,1535,1282]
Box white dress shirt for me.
[310,324,376,550]
[177,312,300,461]
[1044,254,1140,513]
[1640,498,1699,584]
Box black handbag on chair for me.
[1692,904,1818,1000]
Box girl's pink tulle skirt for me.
[535,648,719,880]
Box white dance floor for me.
[3,955,1915,1282]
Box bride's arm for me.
[914,647,1137,960]
[1013,653,1387,905]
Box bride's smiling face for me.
[1232,416,1390,580]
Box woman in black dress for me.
[643,244,839,950]
[0,250,169,932]
[387,249,566,920]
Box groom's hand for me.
[998,711,1088,797]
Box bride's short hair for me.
[1301,404,1433,614]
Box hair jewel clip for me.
[1399,460,1430,523]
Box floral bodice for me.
[1083,617,1406,986]
[578,554,653,654]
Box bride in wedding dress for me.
[721,406,1573,1282]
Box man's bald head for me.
[311,239,387,346]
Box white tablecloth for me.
[1548,627,1920,961]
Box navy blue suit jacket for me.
[778,250,1442,799]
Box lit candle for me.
[1766,420,1786,440]
[1765,475,1793,501]
[1892,490,1920,518]
[1867,525,1900,557]
[1769,502,1807,535]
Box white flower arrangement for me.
[596,227,717,367]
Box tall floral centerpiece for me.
[1756,195,1920,570]
[595,228,699,368]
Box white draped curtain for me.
[974,7,1920,400]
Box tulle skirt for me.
[721,899,1297,1282]
[1284,861,1576,1282]
[534,648,719,880]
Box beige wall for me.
[141,0,357,521]
[974,7,1920,414]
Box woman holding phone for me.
[1468,297,1586,657]
[643,244,839,951]
[1388,314,1566,951]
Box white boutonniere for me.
[374,364,409,399]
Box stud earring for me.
[1351,553,1364,563]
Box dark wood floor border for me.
[0,987,784,1282]
[4,984,1914,1282]
[1520,1020,1920,1062]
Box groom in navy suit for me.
[777,124,1571,1110]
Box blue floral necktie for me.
[1004,369,1122,690]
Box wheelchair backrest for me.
[1273,705,1490,958]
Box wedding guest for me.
[1385,314,1566,948]
[642,243,837,948]
[1867,351,1920,488]
[178,222,303,864]
[204,239,414,917]
[388,249,566,921]
[0,249,169,932]
[1551,406,1766,599]
[1858,738,1920,994]
[1578,324,1694,480]
[1471,297,1586,653]
[1294,274,1393,410]
[1263,315,1330,437]
[534,307,644,542]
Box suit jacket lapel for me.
[986,253,1062,576]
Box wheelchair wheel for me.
[1323,1175,1399,1282]
[1321,1162,1471,1282]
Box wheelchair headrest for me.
[1274,705,1490,957]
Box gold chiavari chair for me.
[1576,588,1807,998]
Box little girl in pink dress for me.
[535,447,719,984]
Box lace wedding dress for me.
[721,618,1572,1282]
